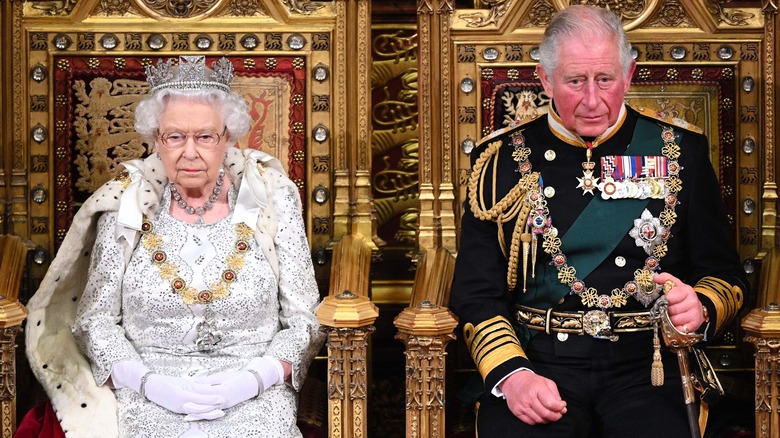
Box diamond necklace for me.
[170,168,225,225]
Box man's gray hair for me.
[538,5,633,81]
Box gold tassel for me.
[651,323,664,386]
[530,233,538,279]
[699,401,709,435]
[521,230,531,293]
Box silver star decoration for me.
[628,209,666,255]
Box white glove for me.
[111,360,226,417]
[195,370,259,410]
[111,360,150,393]
[245,356,285,392]
[144,374,226,416]
[195,357,284,410]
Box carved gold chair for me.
[0,235,29,438]
[393,247,458,438]
[316,233,379,438]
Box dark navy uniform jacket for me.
[450,103,748,393]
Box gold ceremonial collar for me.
[547,103,627,148]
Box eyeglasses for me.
[157,128,227,149]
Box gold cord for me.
[468,138,540,291]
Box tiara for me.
[145,55,234,93]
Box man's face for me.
[537,37,636,138]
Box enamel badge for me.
[629,209,667,255]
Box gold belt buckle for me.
[582,310,619,341]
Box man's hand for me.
[654,272,706,333]
[498,370,567,425]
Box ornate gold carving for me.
[95,0,135,16]
[705,0,755,26]
[762,6,777,250]
[13,1,23,172]
[647,0,695,28]
[460,0,510,28]
[567,0,646,19]
[521,0,556,27]
[281,0,326,15]
[356,1,370,171]
[225,0,268,16]
[396,333,454,438]
[31,218,49,234]
[26,0,78,16]
[138,0,219,18]
[0,327,21,401]
[395,281,457,438]
[322,327,374,438]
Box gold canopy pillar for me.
[0,235,28,438]
[331,0,377,247]
[316,234,378,438]
[394,248,458,438]
[762,2,779,252]
[416,0,457,254]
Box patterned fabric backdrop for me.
[53,55,306,247]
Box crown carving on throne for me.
[145,55,234,93]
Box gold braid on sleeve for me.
[694,276,744,333]
[464,316,527,380]
[468,138,540,291]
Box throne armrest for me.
[0,235,30,438]
[394,247,459,438]
[315,234,378,438]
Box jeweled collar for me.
[547,102,627,148]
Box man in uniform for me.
[450,5,747,437]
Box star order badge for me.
[629,209,667,255]
[577,170,599,195]
[577,144,599,195]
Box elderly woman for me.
[25,56,323,438]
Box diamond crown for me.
[145,55,234,93]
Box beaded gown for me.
[72,185,321,438]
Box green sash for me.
[523,118,666,309]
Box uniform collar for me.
[547,102,627,148]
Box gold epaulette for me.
[694,276,744,333]
[477,113,544,146]
[634,106,704,134]
[464,316,527,380]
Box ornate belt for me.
[515,305,655,341]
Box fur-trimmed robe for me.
[25,147,309,437]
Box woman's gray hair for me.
[134,88,252,147]
[538,5,633,82]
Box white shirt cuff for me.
[490,367,533,398]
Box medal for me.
[629,208,667,255]
[598,155,671,199]
[576,142,600,195]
